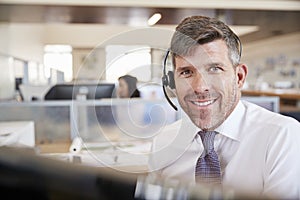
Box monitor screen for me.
[44,83,116,100]
[241,96,279,113]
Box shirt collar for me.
[180,100,245,142]
[215,100,245,141]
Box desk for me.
[39,140,150,174]
[242,89,300,100]
[38,142,71,153]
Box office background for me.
[0,1,299,86]
[0,1,299,199]
[0,0,299,138]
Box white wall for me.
[0,23,175,82]
[72,47,106,81]
[44,24,174,48]
[1,22,299,86]
[242,32,300,88]
[0,23,10,55]
[0,23,44,63]
[242,32,300,63]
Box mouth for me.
[190,99,216,107]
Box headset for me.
[162,49,177,111]
[162,34,242,111]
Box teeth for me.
[192,100,214,106]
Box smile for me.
[191,99,216,107]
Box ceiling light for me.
[148,13,162,26]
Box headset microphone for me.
[162,49,178,111]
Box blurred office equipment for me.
[0,121,35,147]
[134,173,276,200]
[49,68,65,84]
[241,96,279,113]
[19,84,53,101]
[44,83,116,100]
[0,146,138,200]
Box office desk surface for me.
[242,89,300,100]
[38,142,71,153]
[38,141,150,173]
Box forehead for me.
[174,40,229,65]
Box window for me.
[105,45,151,82]
[44,44,73,82]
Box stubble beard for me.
[185,82,239,131]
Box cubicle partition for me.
[0,101,71,144]
[0,96,280,149]
[0,99,181,146]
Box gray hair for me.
[170,16,241,67]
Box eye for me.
[208,66,223,73]
[179,69,193,77]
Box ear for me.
[236,64,248,89]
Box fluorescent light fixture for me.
[148,13,162,26]
[230,25,260,36]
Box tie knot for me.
[198,131,217,156]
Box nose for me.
[191,71,210,94]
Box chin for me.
[192,116,222,131]
[192,118,211,130]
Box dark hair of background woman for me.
[118,75,140,98]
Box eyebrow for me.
[206,62,224,67]
[176,62,224,70]
[175,65,195,72]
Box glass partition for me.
[0,101,71,144]
[0,99,180,146]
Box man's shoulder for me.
[242,100,300,130]
[149,118,197,171]
[152,119,183,147]
[151,116,198,151]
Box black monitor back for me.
[0,146,137,200]
[44,83,116,100]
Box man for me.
[148,16,300,199]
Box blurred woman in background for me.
[117,75,140,98]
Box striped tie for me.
[195,131,221,185]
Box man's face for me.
[174,39,247,131]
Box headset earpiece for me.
[162,74,168,87]
[167,71,175,89]
[162,71,175,89]
[162,49,176,89]
[162,49,178,111]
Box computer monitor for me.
[0,146,138,200]
[241,96,280,113]
[44,83,116,100]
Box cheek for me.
[215,75,237,95]
[175,80,191,95]
[210,76,227,91]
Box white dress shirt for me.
[148,100,300,199]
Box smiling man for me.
[148,16,300,199]
[174,38,246,131]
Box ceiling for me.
[0,1,300,43]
